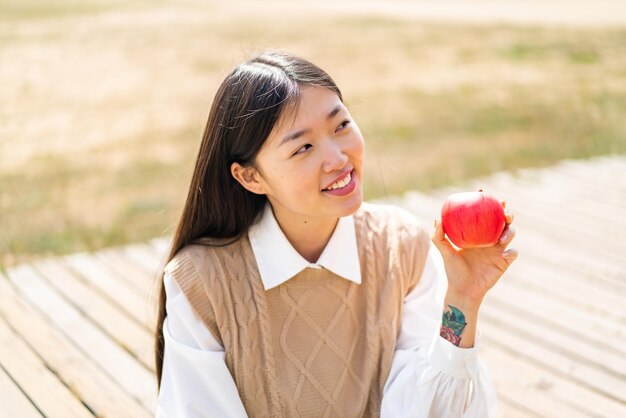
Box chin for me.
[341,191,363,216]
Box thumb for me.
[432,219,456,260]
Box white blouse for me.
[156,203,497,417]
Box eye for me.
[292,144,312,156]
[290,120,351,157]
[336,119,351,132]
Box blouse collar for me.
[247,201,362,291]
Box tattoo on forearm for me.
[440,305,467,346]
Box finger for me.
[502,247,519,265]
[501,200,507,209]
[499,226,516,246]
[432,219,455,260]
[505,211,514,225]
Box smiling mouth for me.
[322,170,353,191]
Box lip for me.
[322,169,356,196]
[322,168,353,191]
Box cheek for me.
[274,164,316,193]
[350,132,365,159]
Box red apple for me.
[441,190,506,248]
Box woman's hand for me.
[432,201,518,305]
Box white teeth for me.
[326,172,351,190]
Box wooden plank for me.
[482,341,626,418]
[543,167,624,219]
[390,193,626,353]
[429,184,625,268]
[491,156,623,193]
[0,365,43,418]
[63,252,152,329]
[463,171,626,263]
[481,297,626,379]
[399,189,626,294]
[478,191,625,263]
[520,243,626,294]
[150,236,172,260]
[404,192,626,355]
[498,163,626,226]
[31,257,154,371]
[495,400,538,418]
[556,169,626,199]
[6,265,157,412]
[0,271,152,417]
[501,258,626,325]
[505,224,626,293]
[394,164,626,415]
[0,155,616,418]
[549,157,626,196]
[480,312,626,406]
[0,316,93,418]
[95,247,156,296]
[480,344,594,418]
[123,243,167,277]
[434,167,624,233]
[92,248,160,331]
[488,274,626,358]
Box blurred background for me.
[1,0,625,268]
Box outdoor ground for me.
[1,0,625,267]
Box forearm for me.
[382,290,494,417]
[440,291,481,348]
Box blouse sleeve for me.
[156,272,249,418]
[381,242,498,417]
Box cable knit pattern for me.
[165,203,431,418]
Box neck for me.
[270,205,339,264]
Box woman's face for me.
[251,85,365,227]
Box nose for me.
[321,141,349,173]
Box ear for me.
[231,162,266,195]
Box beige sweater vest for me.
[165,203,431,417]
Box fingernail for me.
[503,249,516,258]
[499,232,509,244]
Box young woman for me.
[154,50,518,417]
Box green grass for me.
[359,79,626,194]
[2,3,625,268]
[0,150,188,267]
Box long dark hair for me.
[153,50,343,390]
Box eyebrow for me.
[278,104,344,148]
